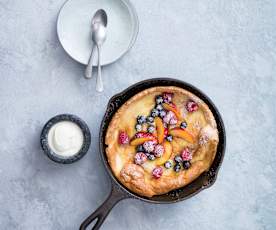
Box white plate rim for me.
[56,0,139,66]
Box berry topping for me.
[186,100,198,112]
[164,161,172,169]
[164,128,168,137]
[156,104,163,111]
[153,144,164,158]
[146,116,154,124]
[147,125,155,133]
[174,155,183,163]
[166,135,173,142]
[118,131,129,144]
[163,92,173,103]
[183,161,191,170]
[135,132,154,138]
[135,124,142,131]
[136,145,145,152]
[174,163,181,172]
[152,167,163,179]
[163,111,178,125]
[137,115,147,124]
[151,108,159,117]
[134,152,147,165]
[181,148,192,161]
[180,122,187,129]
[148,154,156,161]
[143,141,156,153]
[156,95,164,104]
[159,110,167,118]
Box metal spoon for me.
[84,10,107,91]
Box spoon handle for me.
[96,45,103,92]
[84,44,95,79]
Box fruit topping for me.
[118,131,129,145]
[155,141,172,165]
[186,100,198,112]
[159,110,166,118]
[148,154,156,161]
[151,108,159,117]
[134,152,147,165]
[153,144,164,157]
[169,128,195,144]
[183,161,191,170]
[156,95,164,104]
[152,167,163,179]
[163,92,173,103]
[181,148,192,161]
[164,161,173,169]
[136,145,145,152]
[147,125,155,133]
[143,141,156,153]
[162,103,182,120]
[137,115,147,124]
[135,132,154,138]
[135,124,142,132]
[146,116,154,124]
[156,104,163,111]
[155,117,165,143]
[174,163,181,172]
[180,122,187,129]
[174,155,183,163]
[130,136,156,146]
[164,128,168,137]
[166,135,173,142]
[163,111,178,125]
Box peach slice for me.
[154,117,165,144]
[169,128,195,144]
[130,137,156,146]
[155,141,172,165]
[162,103,182,120]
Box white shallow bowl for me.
[57,0,139,65]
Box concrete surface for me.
[0,0,276,229]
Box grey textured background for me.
[1,0,276,229]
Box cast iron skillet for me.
[80,78,226,230]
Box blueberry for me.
[151,109,159,117]
[174,163,181,172]
[159,110,166,118]
[136,145,144,152]
[145,152,151,157]
[147,116,154,123]
[137,115,146,124]
[156,95,163,104]
[174,155,183,163]
[148,125,155,133]
[183,161,191,170]
[148,154,156,161]
[164,161,172,169]
[166,135,173,142]
[180,122,187,129]
[156,104,163,111]
[135,124,142,131]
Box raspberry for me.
[134,152,147,165]
[118,131,129,144]
[135,132,153,138]
[186,100,198,112]
[163,92,173,103]
[163,111,178,124]
[153,144,164,157]
[152,167,163,179]
[181,148,192,161]
[143,141,156,153]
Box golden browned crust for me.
[105,86,218,197]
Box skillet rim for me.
[99,78,226,204]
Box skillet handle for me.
[79,184,128,230]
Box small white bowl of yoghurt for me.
[40,114,91,164]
